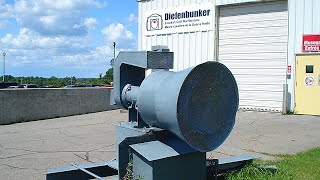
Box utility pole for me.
[2,52,6,83]
[113,42,116,61]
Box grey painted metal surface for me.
[114,49,239,152]
[113,51,174,109]
[116,124,207,180]
[116,125,205,179]
[128,137,255,180]
[282,84,288,114]
[46,49,240,179]
[113,49,239,179]
[126,61,239,152]
[121,84,140,105]
[115,122,147,163]
[117,127,166,179]
[217,154,256,165]
[132,148,207,180]
[207,154,256,177]
[132,153,153,180]
[130,141,184,161]
[46,160,118,180]
[70,163,105,180]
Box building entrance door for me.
[295,54,320,115]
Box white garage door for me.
[218,1,288,112]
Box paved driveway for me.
[0,110,319,180]
[211,111,320,160]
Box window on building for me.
[306,65,314,73]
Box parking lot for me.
[0,110,319,180]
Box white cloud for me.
[127,13,137,23]
[0,0,138,77]
[0,0,14,18]
[91,46,113,59]
[101,23,136,48]
[12,0,105,36]
[39,16,56,26]
[83,18,98,30]
[0,27,113,68]
[0,28,86,50]
[14,0,103,14]
[40,0,104,10]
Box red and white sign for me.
[304,76,315,86]
[287,66,292,74]
[302,34,320,52]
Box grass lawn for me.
[226,147,320,180]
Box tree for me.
[1,72,114,87]
[105,68,113,84]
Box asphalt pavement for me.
[0,110,319,180]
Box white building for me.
[136,0,320,114]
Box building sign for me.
[144,4,215,36]
[304,76,315,86]
[302,34,320,52]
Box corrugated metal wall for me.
[287,0,320,111]
[138,0,278,71]
[138,0,216,71]
[138,0,320,112]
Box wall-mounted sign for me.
[304,76,315,86]
[287,66,292,74]
[302,34,320,52]
[144,3,215,36]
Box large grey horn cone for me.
[137,61,239,152]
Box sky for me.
[0,0,138,78]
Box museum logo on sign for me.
[147,14,163,31]
[144,4,215,35]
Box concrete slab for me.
[0,110,319,180]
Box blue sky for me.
[0,0,138,78]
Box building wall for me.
[0,88,118,125]
[138,0,216,71]
[287,0,320,111]
[138,0,320,112]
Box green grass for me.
[226,148,320,180]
